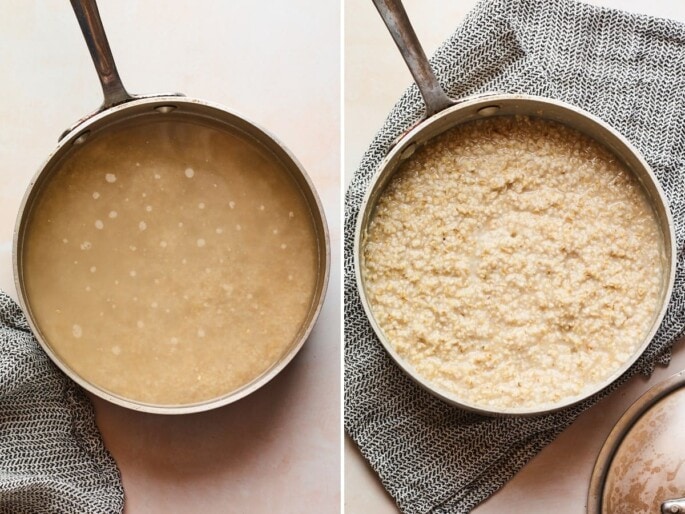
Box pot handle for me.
[372,0,455,119]
[70,0,132,109]
[60,0,183,141]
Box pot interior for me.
[15,98,329,413]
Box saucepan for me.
[353,0,675,416]
[13,0,329,414]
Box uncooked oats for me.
[23,120,319,406]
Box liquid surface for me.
[23,119,319,405]
[363,116,664,411]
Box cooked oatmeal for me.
[362,116,664,410]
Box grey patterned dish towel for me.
[0,292,124,513]
[344,0,685,512]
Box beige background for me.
[344,0,685,512]
[0,1,340,513]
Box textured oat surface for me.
[363,116,663,409]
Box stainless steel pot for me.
[13,0,330,414]
[353,0,675,416]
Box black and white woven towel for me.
[344,0,685,512]
[0,292,124,514]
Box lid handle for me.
[372,0,455,118]
[663,498,685,513]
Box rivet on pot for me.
[400,143,417,160]
[73,131,90,145]
[155,105,177,114]
[477,105,500,117]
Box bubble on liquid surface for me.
[197,328,205,337]
[95,220,104,230]
[90,266,97,273]
[259,205,265,211]
[109,210,118,219]
[136,320,144,329]
[80,241,92,250]
[72,324,82,338]
[160,241,167,248]
[229,201,236,209]
[146,205,152,212]
[129,270,137,277]
[138,221,147,231]
[62,238,69,243]
[151,302,158,308]
[92,192,100,199]
[184,168,195,178]
[112,346,121,355]
[289,211,294,218]
[105,173,117,183]
[197,238,206,247]
[216,228,223,234]
[198,202,205,209]
[235,224,241,231]
[170,337,178,344]
[281,243,287,249]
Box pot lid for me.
[588,370,685,514]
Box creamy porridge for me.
[362,116,664,410]
[23,119,319,405]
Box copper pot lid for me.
[588,370,685,513]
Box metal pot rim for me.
[13,95,331,415]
